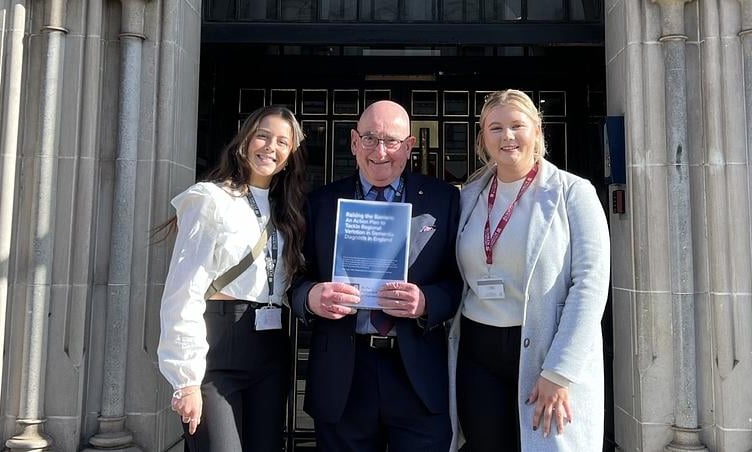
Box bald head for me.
[351,100,415,186]
[359,101,410,134]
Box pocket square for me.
[409,214,437,268]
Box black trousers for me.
[456,316,521,452]
[315,338,451,452]
[183,301,291,452]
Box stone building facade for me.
[606,1,752,451]
[0,1,749,451]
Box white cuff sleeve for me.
[541,370,572,388]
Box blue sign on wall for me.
[605,116,626,185]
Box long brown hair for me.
[155,105,307,279]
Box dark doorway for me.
[196,43,614,451]
[198,45,607,185]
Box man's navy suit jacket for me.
[290,172,462,423]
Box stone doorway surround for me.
[606,0,752,450]
[0,1,751,451]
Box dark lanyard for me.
[246,191,277,302]
[483,164,539,265]
[355,177,405,202]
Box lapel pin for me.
[418,190,424,195]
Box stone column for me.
[82,1,146,450]
[0,0,27,403]
[742,2,752,162]
[4,2,67,451]
[701,0,734,387]
[652,0,708,450]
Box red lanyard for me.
[483,164,539,265]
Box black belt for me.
[356,334,397,350]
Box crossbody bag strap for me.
[204,220,273,300]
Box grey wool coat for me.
[448,159,611,452]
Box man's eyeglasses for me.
[356,132,407,150]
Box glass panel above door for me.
[205,0,603,22]
[281,0,315,20]
[483,0,522,21]
[527,0,565,20]
[302,90,328,115]
[570,0,602,20]
[236,0,275,19]
[302,120,328,188]
[444,91,469,116]
[403,0,436,21]
[360,0,399,20]
[239,89,265,113]
[333,90,360,115]
[271,89,297,113]
[332,121,358,181]
[442,0,480,22]
[320,0,358,20]
[412,91,438,116]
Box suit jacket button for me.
[523,338,530,348]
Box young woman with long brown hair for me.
[157,105,306,451]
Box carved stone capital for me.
[120,0,147,36]
[741,0,752,30]
[651,0,693,37]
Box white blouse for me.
[157,182,289,390]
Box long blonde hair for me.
[475,89,547,169]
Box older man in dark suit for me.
[291,100,461,452]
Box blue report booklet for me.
[332,199,412,309]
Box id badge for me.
[254,306,282,331]
[477,278,506,299]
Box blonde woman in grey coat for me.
[448,89,610,452]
